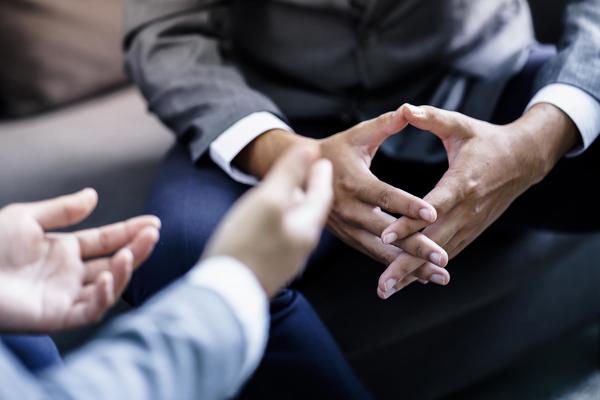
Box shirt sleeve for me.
[209,112,293,185]
[527,83,600,156]
[6,257,271,400]
[187,256,269,385]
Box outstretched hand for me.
[0,189,160,332]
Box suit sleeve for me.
[124,0,285,162]
[534,0,600,102]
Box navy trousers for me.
[0,335,61,372]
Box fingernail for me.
[429,252,442,266]
[419,208,436,222]
[382,232,398,244]
[81,188,97,197]
[430,274,447,285]
[418,279,429,285]
[384,279,397,292]
[383,288,397,299]
[407,104,426,117]
[121,248,134,263]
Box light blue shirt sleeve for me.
[0,257,269,400]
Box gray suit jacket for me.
[0,278,255,400]
[124,0,600,163]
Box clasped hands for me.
[293,102,567,300]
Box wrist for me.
[233,129,316,179]
[511,103,578,182]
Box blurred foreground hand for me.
[204,145,334,297]
[0,189,160,332]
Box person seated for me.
[0,146,340,399]
[122,1,600,395]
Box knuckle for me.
[397,257,420,276]
[338,176,358,196]
[469,201,485,218]
[356,120,368,130]
[376,112,392,127]
[393,220,414,239]
[376,188,392,210]
[335,204,354,221]
[412,242,426,259]
[463,178,480,198]
[98,229,111,252]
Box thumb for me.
[29,188,98,230]
[261,144,319,200]
[286,158,334,239]
[401,103,470,141]
[350,107,408,157]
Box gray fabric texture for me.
[123,0,539,162]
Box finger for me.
[357,177,437,222]
[66,271,113,328]
[289,159,334,236]
[411,263,451,284]
[401,103,470,141]
[341,202,447,266]
[127,227,160,268]
[261,144,320,199]
[350,108,408,156]
[378,252,450,299]
[424,172,468,215]
[28,188,98,230]
[108,248,134,299]
[85,248,134,296]
[378,213,463,297]
[381,262,451,297]
[338,201,396,236]
[420,212,465,252]
[444,223,488,259]
[83,227,158,283]
[76,215,161,259]
[388,232,449,268]
[328,216,401,265]
[381,171,464,241]
[381,215,428,241]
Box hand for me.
[203,145,333,297]
[377,103,578,299]
[319,109,449,280]
[236,110,450,287]
[0,189,160,332]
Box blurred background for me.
[0,1,597,399]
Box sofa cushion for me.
[0,0,126,118]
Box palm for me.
[0,250,84,332]
[0,189,160,333]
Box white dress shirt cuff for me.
[187,256,269,384]
[209,112,293,186]
[527,83,600,157]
